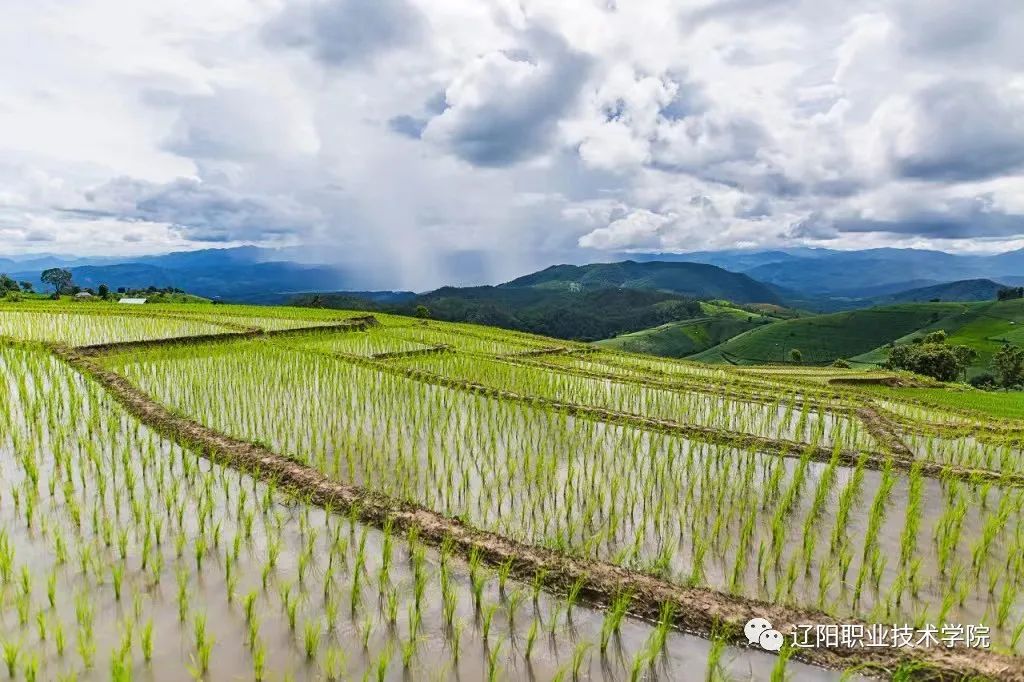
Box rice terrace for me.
[0,299,1020,681]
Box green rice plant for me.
[111,562,125,601]
[565,576,586,620]
[524,618,538,660]
[705,633,727,681]
[400,634,419,669]
[600,591,632,654]
[22,654,38,682]
[372,643,391,679]
[360,618,374,650]
[323,646,347,681]
[2,641,19,677]
[243,590,258,624]
[287,596,300,631]
[252,639,266,681]
[46,570,57,608]
[303,620,321,659]
[55,621,65,657]
[77,630,96,669]
[628,649,649,682]
[34,612,46,642]
[450,619,465,663]
[486,639,503,682]
[177,572,190,622]
[141,619,154,662]
[571,641,591,680]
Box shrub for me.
[991,344,1024,390]
[885,342,967,382]
[969,373,996,389]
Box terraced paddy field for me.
[2,301,1023,680]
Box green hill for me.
[594,301,779,357]
[851,298,1024,377]
[691,303,970,365]
[388,286,705,341]
[872,278,1008,304]
[502,260,782,304]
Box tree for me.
[950,345,978,381]
[885,334,974,382]
[0,274,16,292]
[905,345,961,382]
[98,284,110,299]
[991,344,1024,390]
[19,281,32,293]
[888,337,966,378]
[40,268,73,295]
[789,348,802,364]
[997,287,1024,301]
[415,305,431,319]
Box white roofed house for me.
[118,298,147,305]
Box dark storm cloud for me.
[263,0,422,67]
[894,0,1020,60]
[387,115,428,139]
[837,198,1024,239]
[891,81,1024,183]
[68,177,317,243]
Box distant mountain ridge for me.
[502,260,782,304]
[5,244,1024,307]
[4,247,351,301]
[873,279,1010,304]
[642,247,1024,298]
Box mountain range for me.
[635,247,1024,298]
[4,244,1023,308]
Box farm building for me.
[118,297,147,305]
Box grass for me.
[693,302,971,365]
[594,314,770,357]
[862,385,1024,420]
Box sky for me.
[1,0,1023,288]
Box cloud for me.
[2,0,1024,280]
[387,115,429,139]
[149,87,321,162]
[836,194,1024,239]
[881,81,1024,182]
[70,177,319,243]
[578,208,677,250]
[263,0,422,67]
[421,30,591,167]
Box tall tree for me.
[40,268,73,295]
[991,344,1024,390]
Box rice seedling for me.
[303,620,321,659]
[4,305,1023,679]
[2,642,19,678]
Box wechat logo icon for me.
[745,617,784,652]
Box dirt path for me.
[371,344,453,360]
[51,343,1024,681]
[856,404,916,459]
